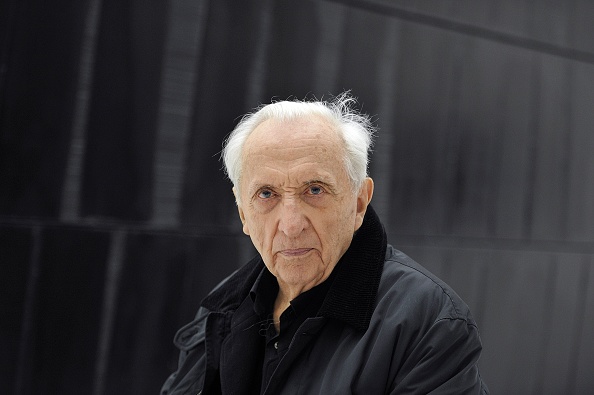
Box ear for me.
[354,177,374,231]
[233,187,250,235]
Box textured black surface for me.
[1,0,594,393]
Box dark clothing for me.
[250,268,335,393]
[161,206,489,394]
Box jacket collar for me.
[201,205,387,332]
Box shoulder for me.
[201,255,265,312]
[371,247,487,394]
[377,245,476,325]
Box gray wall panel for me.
[478,251,550,393]
[574,256,594,393]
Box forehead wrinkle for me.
[247,140,345,171]
[246,142,341,172]
[243,118,345,162]
[245,140,338,160]
[245,116,343,150]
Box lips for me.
[279,248,313,257]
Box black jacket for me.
[162,207,488,394]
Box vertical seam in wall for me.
[92,228,127,395]
[522,54,541,239]
[244,0,272,108]
[559,0,578,241]
[150,0,208,227]
[313,1,347,95]
[565,254,591,394]
[531,255,558,395]
[442,38,465,235]
[372,18,400,235]
[559,62,574,240]
[486,59,511,237]
[60,0,103,222]
[13,225,42,394]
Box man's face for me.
[235,116,373,294]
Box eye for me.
[307,185,324,195]
[257,189,274,199]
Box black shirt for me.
[250,268,336,394]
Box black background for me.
[1,0,593,393]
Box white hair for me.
[222,92,376,199]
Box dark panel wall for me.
[0,0,88,217]
[81,0,169,220]
[1,0,593,393]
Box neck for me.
[272,294,288,333]
[272,282,311,332]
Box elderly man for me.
[162,93,488,394]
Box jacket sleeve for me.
[389,317,489,395]
[161,307,210,395]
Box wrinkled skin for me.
[234,116,373,325]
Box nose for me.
[277,197,308,238]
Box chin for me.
[277,263,320,287]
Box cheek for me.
[318,211,353,247]
[332,197,357,224]
[246,215,273,250]
[327,203,357,244]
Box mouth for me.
[279,248,314,257]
